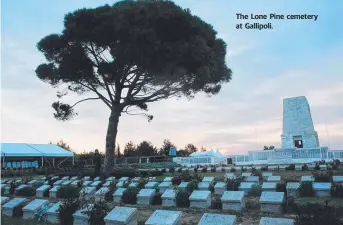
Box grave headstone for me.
[83,176,91,181]
[246,176,259,183]
[148,177,156,182]
[95,187,109,202]
[46,201,62,224]
[262,182,277,192]
[225,173,236,181]
[132,177,141,182]
[259,192,284,214]
[61,180,73,187]
[23,199,49,220]
[267,176,281,183]
[202,177,214,183]
[1,196,10,205]
[106,177,116,182]
[61,176,69,180]
[301,176,314,182]
[91,181,102,187]
[221,191,245,212]
[2,197,27,217]
[145,182,159,189]
[28,180,38,187]
[53,180,64,187]
[214,182,226,195]
[313,182,331,197]
[104,206,138,225]
[49,186,61,198]
[114,188,127,203]
[70,176,78,181]
[198,182,210,191]
[333,176,343,185]
[158,182,172,194]
[36,185,51,198]
[94,176,101,181]
[259,217,294,225]
[198,213,237,225]
[83,181,93,187]
[189,190,211,209]
[178,182,189,190]
[137,189,155,205]
[102,181,112,187]
[163,177,172,182]
[279,165,287,170]
[162,189,177,207]
[286,182,300,197]
[116,181,125,188]
[262,173,273,181]
[145,210,181,225]
[295,165,302,171]
[119,177,129,182]
[1,183,8,189]
[71,180,81,187]
[129,182,139,188]
[242,173,251,177]
[73,204,94,225]
[239,182,255,195]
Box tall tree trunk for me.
[104,106,121,173]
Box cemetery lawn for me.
[295,197,343,206]
[1,216,49,225]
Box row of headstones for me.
[1,197,294,225]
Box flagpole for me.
[325,119,330,149]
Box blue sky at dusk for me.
[1,0,342,154]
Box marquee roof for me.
[189,149,225,158]
[0,143,73,157]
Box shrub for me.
[194,167,198,173]
[261,166,268,171]
[176,190,190,207]
[151,192,162,205]
[9,182,16,195]
[87,201,110,225]
[202,167,207,173]
[302,164,308,171]
[58,198,81,225]
[299,181,314,197]
[161,168,166,173]
[286,164,295,171]
[137,181,145,189]
[221,167,225,172]
[104,191,113,202]
[177,168,182,173]
[226,178,241,191]
[251,169,263,181]
[285,196,296,213]
[13,201,27,217]
[191,173,203,182]
[241,167,247,172]
[181,172,191,182]
[169,167,175,173]
[35,202,54,222]
[122,187,138,204]
[314,164,320,170]
[245,197,258,210]
[57,186,80,198]
[211,167,216,172]
[172,176,182,185]
[15,186,36,197]
[209,183,215,193]
[294,200,343,225]
[186,181,198,193]
[331,185,343,198]
[313,171,333,182]
[230,167,236,172]
[211,196,222,209]
[249,184,262,197]
[276,183,287,195]
[334,159,341,165]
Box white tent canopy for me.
[0,143,73,157]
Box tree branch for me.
[71,97,100,108]
[74,81,112,109]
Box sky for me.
[1,0,343,155]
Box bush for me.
[261,166,268,171]
[276,183,287,195]
[172,176,182,185]
[331,185,343,198]
[230,167,236,172]
[202,167,207,173]
[313,171,333,182]
[176,190,190,207]
[58,198,81,225]
[181,172,191,182]
[314,164,320,170]
[302,164,308,171]
[211,167,216,172]
[169,167,175,173]
[186,181,198,193]
[161,168,166,173]
[245,198,258,210]
[211,196,222,209]
[209,183,215,193]
[221,167,225,172]
[15,186,36,197]
[87,201,110,225]
[299,181,314,197]
[151,192,162,205]
[226,178,242,191]
[122,187,138,204]
[249,184,262,197]
[286,164,295,171]
[285,196,296,213]
[251,169,263,181]
[294,200,343,225]
[177,168,182,173]
[241,167,247,172]
[104,191,113,202]
[57,186,80,198]
[191,173,203,182]
[194,167,198,173]
[9,182,16,195]
[35,202,55,222]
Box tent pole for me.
[42,157,44,167]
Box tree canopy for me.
[36,0,232,172]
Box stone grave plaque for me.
[301,176,314,182]
[198,213,237,225]
[202,177,214,183]
[116,181,125,188]
[129,182,139,188]
[1,196,10,205]
[1,183,8,189]
[246,176,259,183]
[313,182,331,197]
[225,173,236,180]
[145,182,158,189]
[162,189,176,207]
[61,176,69,180]
[73,204,93,225]
[239,182,255,195]
[83,176,91,181]
[267,176,280,183]
[262,173,273,180]
[189,190,211,209]
[198,182,210,191]
[163,177,172,182]
[95,187,109,202]
[286,182,300,197]
[36,185,51,198]
[119,177,129,182]
[295,165,302,171]
[70,176,78,181]
[91,181,102,187]
[137,189,155,205]
[259,217,294,225]
[221,191,245,211]
[178,182,189,189]
[2,197,27,217]
[104,206,138,225]
[158,182,172,194]
[242,173,251,177]
[16,184,28,191]
[23,199,49,219]
[49,186,61,198]
[106,177,116,182]
[333,176,343,184]
[94,176,100,181]
[102,181,112,187]
[262,182,277,192]
[145,210,182,225]
[114,188,127,203]
[260,192,284,214]
[80,187,96,200]
[71,180,81,187]
[28,180,38,187]
[53,180,64,187]
[214,182,226,195]
[62,180,73,187]
[46,201,62,224]
[83,181,93,187]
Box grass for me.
[155,172,224,181]
[1,216,49,225]
[295,197,343,206]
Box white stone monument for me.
[259,217,294,225]
[267,176,281,183]
[114,188,127,203]
[1,196,10,205]
[198,182,210,191]
[239,182,255,195]
[137,189,155,205]
[2,197,27,217]
[312,182,331,197]
[162,189,177,207]
[221,191,245,212]
[198,213,237,225]
[178,182,189,190]
[225,173,236,181]
[129,182,139,188]
[80,187,97,200]
[82,181,93,187]
[246,176,259,183]
[36,185,51,198]
[73,204,93,225]
[158,182,172,194]
[286,182,300,197]
[163,177,172,182]
[91,181,102,187]
[49,186,61,198]
[104,206,138,225]
[95,187,109,202]
[61,176,69,180]
[46,201,62,224]
[214,182,226,195]
[22,199,49,220]
[145,182,159,189]
[53,180,64,187]
[119,177,129,182]
[202,177,214,183]
[333,176,343,185]
[259,192,284,214]
[301,176,314,182]
[189,190,211,209]
[145,210,181,225]
[262,182,277,192]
